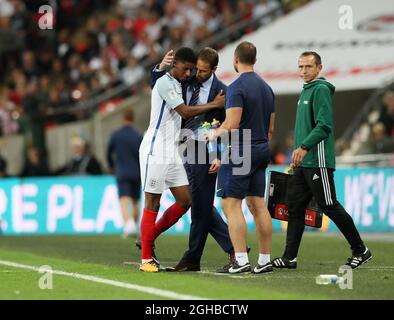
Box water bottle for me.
[201,121,215,153]
[315,274,344,285]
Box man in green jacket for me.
[272,52,372,270]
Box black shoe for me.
[216,260,233,273]
[216,252,235,273]
[135,238,155,251]
[135,237,141,250]
[152,249,160,266]
[272,257,297,269]
[252,262,274,274]
[166,260,200,272]
[345,247,372,269]
[228,261,251,274]
[216,247,251,273]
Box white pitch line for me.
[363,267,394,271]
[123,261,142,266]
[0,260,210,300]
[197,270,266,279]
[123,261,179,266]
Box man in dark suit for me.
[151,48,236,272]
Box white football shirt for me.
[139,73,184,159]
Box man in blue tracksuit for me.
[107,110,143,238]
[151,48,235,272]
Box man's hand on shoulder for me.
[158,50,174,70]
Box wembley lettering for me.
[344,173,394,227]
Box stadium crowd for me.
[0,0,287,137]
[6,0,388,176]
[0,0,300,169]
[336,88,394,157]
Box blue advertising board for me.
[0,167,393,235]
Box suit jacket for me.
[150,66,227,125]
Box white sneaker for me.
[121,219,138,238]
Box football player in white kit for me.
[139,47,224,272]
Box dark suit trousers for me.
[182,143,233,263]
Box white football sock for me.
[142,259,153,264]
[258,254,271,266]
[235,252,249,266]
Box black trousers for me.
[283,167,365,260]
[182,142,233,264]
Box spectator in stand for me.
[0,153,8,178]
[0,85,19,135]
[20,146,50,177]
[358,122,394,155]
[21,50,41,81]
[379,91,394,137]
[0,0,292,135]
[56,137,102,176]
[120,56,145,87]
[253,0,282,25]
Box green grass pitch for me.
[0,232,393,300]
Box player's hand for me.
[159,50,174,70]
[291,147,308,167]
[213,90,225,108]
[208,158,221,174]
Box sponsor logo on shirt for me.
[168,90,178,100]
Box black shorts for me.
[117,179,141,200]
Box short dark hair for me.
[300,51,322,65]
[174,47,196,64]
[123,110,134,122]
[197,47,219,69]
[234,41,256,65]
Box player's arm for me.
[175,91,225,119]
[212,107,242,139]
[210,83,243,139]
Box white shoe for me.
[121,219,138,238]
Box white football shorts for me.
[139,153,189,194]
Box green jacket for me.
[294,77,336,169]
